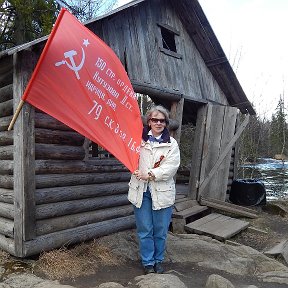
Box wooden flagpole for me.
[8,100,25,131]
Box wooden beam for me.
[170,98,184,144]
[24,215,135,256]
[200,197,258,219]
[13,50,36,257]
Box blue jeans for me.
[133,188,173,267]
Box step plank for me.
[172,205,209,219]
[185,212,249,240]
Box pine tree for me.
[270,96,287,158]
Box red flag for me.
[22,8,142,172]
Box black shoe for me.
[154,262,164,274]
[144,265,155,274]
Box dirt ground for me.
[2,201,288,288]
[59,201,288,288]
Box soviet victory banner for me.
[20,8,142,172]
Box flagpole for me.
[7,100,25,131]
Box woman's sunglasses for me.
[150,118,166,124]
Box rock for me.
[258,271,288,285]
[2,273,76,288]
[166,233,288,279]
[98,283,125,288]
[204,274,234,288]
[134,274,187,288]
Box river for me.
[239,158,288,201]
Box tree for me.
[55,0,118,22]
[270,96,287,157]
[0,0,118,52]
[0,0,57,51]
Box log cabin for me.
[0,0,255,257]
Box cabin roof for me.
[0,0,255,115]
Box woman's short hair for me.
[146,105,170,125]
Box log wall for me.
[0,56,15,254]
[87,0,228,106]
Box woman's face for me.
[148,111,167,137]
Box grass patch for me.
[35,239,123,280]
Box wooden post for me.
[13,50,36,257]
[187,104,210,199]
[170,98,184,144]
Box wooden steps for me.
[184,212,249,241]
[172,199,209,233]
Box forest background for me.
[1,0,287,169]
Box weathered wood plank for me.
[198,115,250,196]
[200,197,258,218]
[0,234,15,256]
[172,205,209,219]
[0,84,13,102]
[36,194,130,219]
[0,202,14,219]
[0,130,13,145]
[24,215,135,256]
[35,143,85,160]
[36,204,133,236]
[35,159,127,174]
[174,200,198,212]
[35,172,131,189]
[0,115,13,131]
[0,216,14,237]
[170,99,184,144]
[35,182,129,204]
[0,145,13,160]
[13,50,36,257]
[34,112,73,131]
[0,99,13,117]
[0,69,12,87]
[35,128,85,146]
[0,160,13,175]
[185,212,249,240]
[0,188,13,203]
[188,105,208,199]
[0,175,13,189]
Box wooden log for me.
[0,130,13,145]
[0,84,13,102]
[132,80,182,101]
[0,69,12,87]
[36,204,133,235]
[0,56,12,75]
[0,160,13,175]
[0,234,15,256]
[36,194,130,219]
[35,172,131,189]
[0,188,13,203]
[35,143,85,160]
[35,128,85,146]
[0,115,13,131]
[0,99,13,117]
[200,196,258,218]
[35,182,129,204]
[24,215,135,256]
[0,175,13,189]
[13,50,37,255]
[0,216,14,237]
[0,146,13,160]
[35,112,73,131]
[0,202,14,219]
[35,159,127,174]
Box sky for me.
[115,0,288,119]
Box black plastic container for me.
[229,179,266,206]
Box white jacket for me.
[128,137,180,210]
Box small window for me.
[157,23,182,59]
[161,27,177,52]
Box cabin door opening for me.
[188,103,248,202]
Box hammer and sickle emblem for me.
[55,47,85,80]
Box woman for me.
[128,105,180,274]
